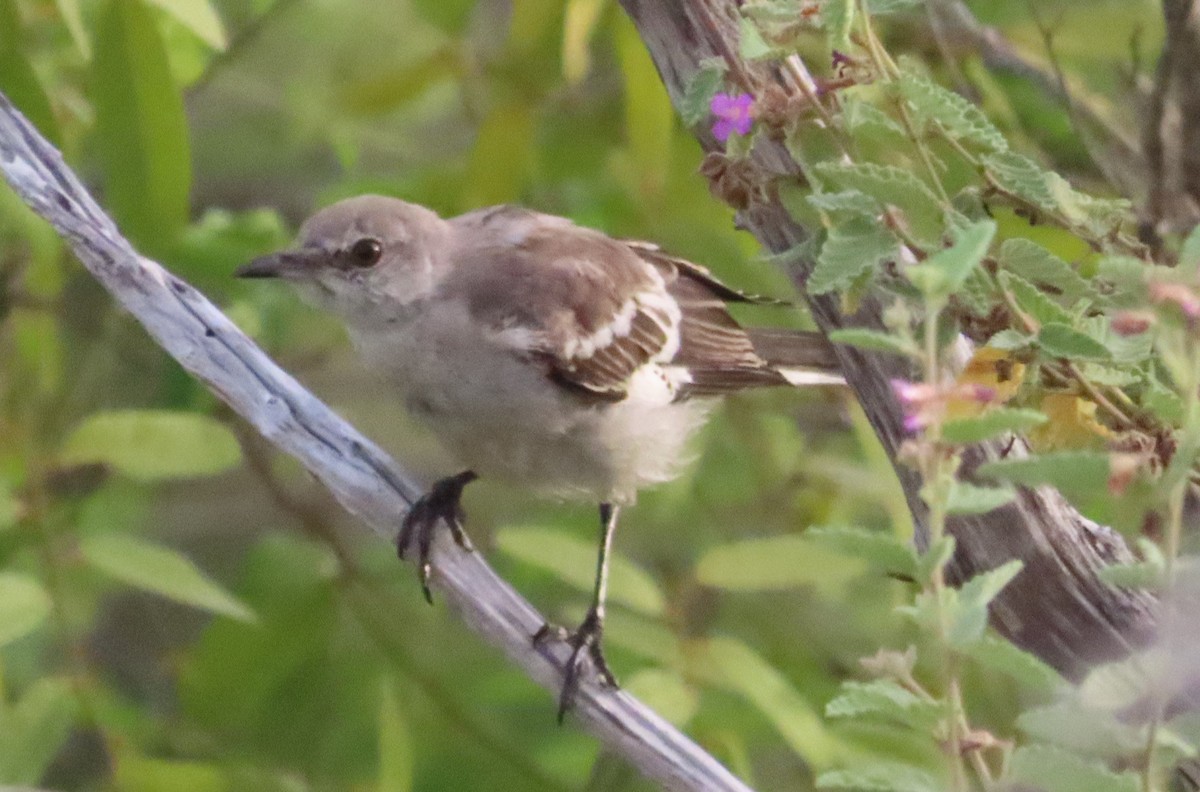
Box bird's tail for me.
[747,328,846,387]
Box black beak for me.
[235,249,323,279]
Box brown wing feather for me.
[445,212,675,401]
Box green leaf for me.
[915,535,955,583]
[810,218,899,294]
[942,408,1048,444]
[817,762,941,792]
[1037,323,1112,360]
[1018,701,1144,758]
[822,0,854,51]
[905,220,996,300]
[411,0,474,33]
[1008,745,1138,792]
[113,754,227,792]
[807,189,883,220]
[60,410,242,481]
[1180,222,1200,277]
[80,533,256,622]
[999,270,1073,326]
[616,18,674,192]
[0,479,18,532]
[825,680,940,728]
[92,0,192,255]
[980,452,1111,504]
[1093,256,1147,308]
[947,559,1022,646]
[898,73,1006,153]
[1097,561,1164,590]
[145,0,226,49]
[562,0,605,84]
[53,0,91,58]
[625,669,699,727]
[464,102,535,206]
[702,636,841,764]
[0,677,77,785]
[0,47,60,148]
[983,151,1058,211]
[695,535,864,591]
[998,238,1089,301]
[867,0,924,12]
[378,679,413,792]
[963,635,1064,695]
[495,526,664,616]
[814,161,945,245]
[828,327,917,357]
[679,59,727,126]
[0,573,51,649]
[1144,374,1184,425]
[806,526,917,579]
[738,15,775,60]
[841,98,907,141]
[945,481,1016,515]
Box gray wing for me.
[445,206,822,401]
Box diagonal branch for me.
[618,0,1158,680]
[0,92,752,792]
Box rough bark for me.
[619,0,1158,679]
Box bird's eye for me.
[349,238,383,267]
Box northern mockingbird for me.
[237,195,842,718]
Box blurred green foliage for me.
[0,0,1170,790]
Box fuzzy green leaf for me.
[827,328,917,357]
[999,270,1072,326]
[998,238,1089,301]
[80,533,256,622]
[807,189,882,220]
[814,161,945,245]
[1097,561,1164,590]
[1009,745,1137,792]
[60,410,242,481]
[942,408,1048,444]
[806,526,917,579]
[822,0,854,51]
[905,220,996,300]
[695,535,862,591]
[810,217,899,294]
[825,680,941,728]
[818,762,941,792]
[899,73,1006,153]
[0,677,77,785]
[945,481,1016,515]
[979,451,1111,504]
[1093,256,1148,308]
[964,636,1064,695]
[947,560,1023,646]
[1037,323,1112,360]
[679,59,726,125]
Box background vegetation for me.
[0,0,1179,790]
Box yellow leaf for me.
[1028,393,1112,451]
[946,348,1026,418]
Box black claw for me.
[396,471,477,604]
[534,608,618,723]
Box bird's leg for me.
[534,502,620,723]
[397,470,477,604]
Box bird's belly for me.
[353,323,709,502]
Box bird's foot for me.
[533,607,618,723]
[397,470,477,603]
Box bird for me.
[236,194,843,720]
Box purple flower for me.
[710,92,754,142]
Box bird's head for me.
[236,195,450,321]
